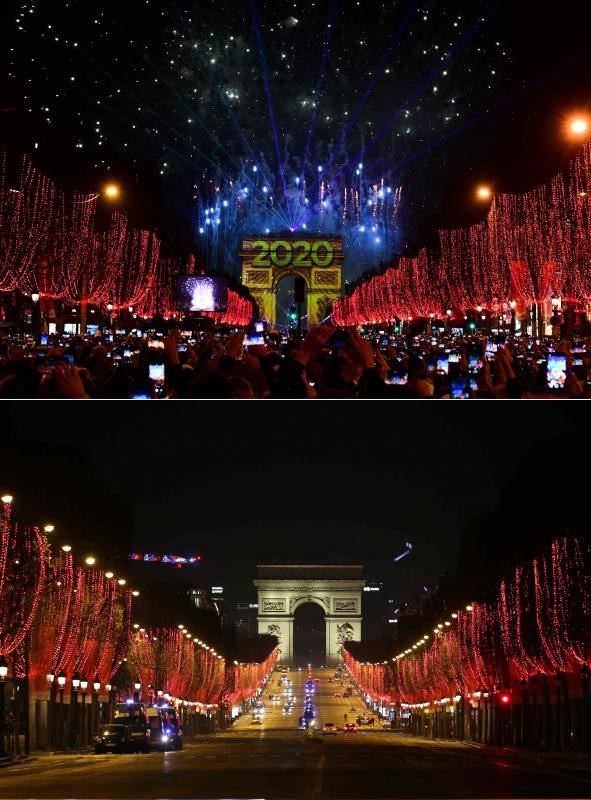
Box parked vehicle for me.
[146,707,169,751]
[94,722,149,754]
[102,702,150,753]
[251,714,262,725]
[322,722,338,736]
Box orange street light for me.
[103,183,121,200]
[476,185,492,201]
[568,116,590,137]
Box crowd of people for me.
[0,324,588,399]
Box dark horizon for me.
[1,402,585,609]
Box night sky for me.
[1,403,586,609]
[3,1,591,276]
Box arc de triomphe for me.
[254,565,364,666]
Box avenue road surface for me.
[1,669,591,799]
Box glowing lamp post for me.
[80,679,88,747]
[0,656,7,757]
[31,292,41,342]
[69,672,81,749]
[56,672,66,749]
[568,117,590,138]
[91,680,100,738]
[103,183,121,201]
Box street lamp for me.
[43,524,55,533]
[476,185,492,201]
[134,681,141,702]
[103,183,121,201]
[80,679,88,748]
[568,116,590,138]
[31,293,41,343]
[91,680,100,738]
[1,495,12,504]
[0,656,8,758]
[69,672,81,749]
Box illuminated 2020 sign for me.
[241,235,343,270]
[247,238,336,268]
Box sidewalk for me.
[0,755,34,769]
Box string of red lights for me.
[333,142,591,325]
[0,156,253,326]
[344,537,590,706]
[0,496,275,705]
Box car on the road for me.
[94,722,149,754]
[282,704,292,713]
[322,722,338,736]
[328,677,333,683]
[349,706,357,712]
[343,723,357,734]
[251,715,262,725]
[333,692,342,697]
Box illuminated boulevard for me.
[1,670,590,799]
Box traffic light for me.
[289,304,297,330]
[469,322,476,330]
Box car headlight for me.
[161,735,169,742]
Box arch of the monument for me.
[254,565,364,666]
[240,235,343,328]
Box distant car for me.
[343,723,357,734]
[350,707,356,712]
[328,678,333,683]
[251,715,262,725]
[333,692,342,697]
[322,722,338,736]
